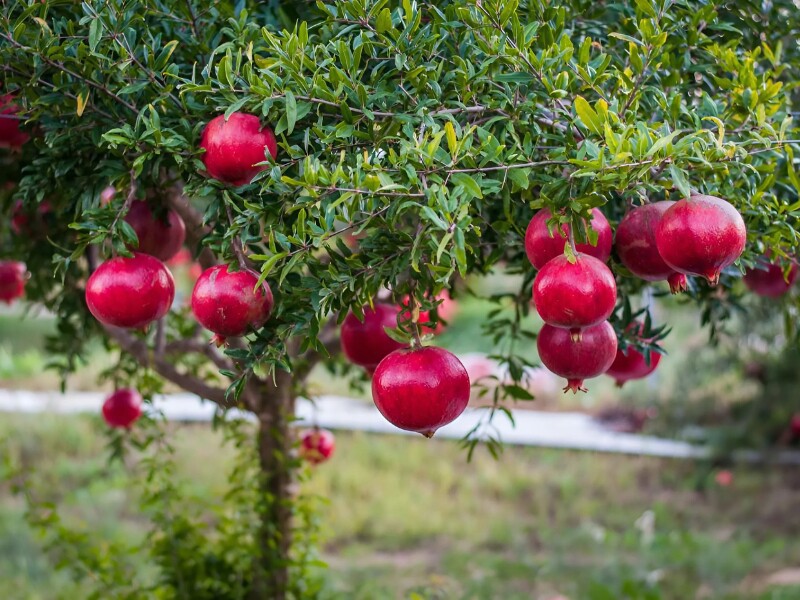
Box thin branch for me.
[307,184,425,197]
[107,170,137,249]
[164,338,235,372]
[225,203,251,271]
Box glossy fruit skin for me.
[341,303,404,369]
[299,428,335,465]
[0,261,26,304]
[124,201,186,261]
[537,321,618,393]
[0,94,30,149]
[655,194,746,285]
[743,258,797,298]
[200,112,278,186]
[615,202,688,293]
[524,207,612,270]
[86,253,175,329]
[102,389,143,429]
[191,265,273,341]
[606,345,662,387]
[372,346,470,437]
[533,253,617,332]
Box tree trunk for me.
[251,371,295,600]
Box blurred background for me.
[2,266,800,600]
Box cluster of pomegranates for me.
[528,193,747,393]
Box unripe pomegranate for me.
[86,253,175,329]
[191,264,273,345]
[341,303,404,369]
[0,94,30,149]
[524,207,612,270]
[605,337,662,387]
[123,200,187,261]
[0,261,27,304]
[299,428,335,465]
[655,193,746,285]
[615,202,688,293]
[743,257,797,298]
[532,253,617,333]
[537,321,618,393]
[372,345,470,437]
[200,112,278,186]
[102,388,143,428]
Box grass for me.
[1,413,800,599]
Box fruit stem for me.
[567,222,578,255]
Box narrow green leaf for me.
[574,95,603,136]
[669,164,691,198]
[285,90,297,135]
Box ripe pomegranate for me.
[605,325,662,387]
[743,257,797,298]
[371,345,470,437]
[191,264,274,344]
[124,200,187,261]
[299,428,335,465]
[86,253,175,329]
[524,207,612,270]
[537,321,617,393]
[0,261,27,304]
[615,202,688,293]
[102,388,143,429]
[655,193,746,285]
[0,94,30,149]
[200,112,278,186]
[532,253,617,334]
[11,200,52,236]
[341,303,404,369]
[790,414,800,438]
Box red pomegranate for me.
[743,257,797,298]
[200,112,278,186]
[11,200,52,236]
[102,389,143,428]
[532,253,617,333]
[0,261,27,304]
[0,94,30,149]
[86,253,175,329]
[537,321,618,393]
[341,303,405,369]
[605,326,662,387]
[790,414,800,438]
[372,345,470,437]
[299,428,335,464]
[615,202,688,293]
[191,264,274,344]
[124,200,187,261]
[655,193,746,285]
[524,207,612,270]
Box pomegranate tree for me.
[299,428,336,465]
[615,202,687,293]
[200,112,278,186]
[124,200,187,261]
[86,253,175,329]
[102,388,143,428]
[533,253,617,334]
[537,321,618,393]
[191,264,274,345]
[371,345,470,437]
[743,257,797,298]
[525,207,612,269]
[0,260,26,304]
[340,303,404,370]
[655,193,746,285]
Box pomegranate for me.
[400,291,456,335]
[299,428,335,464]
[790,414,800,438]
[11,200,52,236]
[0,261,27,304]
[102,388,143,429]
[537,321,617,393]
[615,202,688,293]
[86,253,175,329]
[743,257,797,298]
[124,200,187,261]
[371,345,470,437]
[340,303,404,369]
[524,207,612,270]
[190,264,273,344]
[532,253,617,333]
[200,112,278,186]
[0,94,30,149]
[655,193,746,285]
[605,329,662,388]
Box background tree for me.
[2,0,800,597]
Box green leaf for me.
[452,173,483,199]
[646,130,682,157]
[574,96,603,135]
[445,121,457,160]
[669,164,692,198]
[89,18,102,53]
[608,32,645,46]
[376,8,393,34]
[507,167,530,189]
[285,90,297,135]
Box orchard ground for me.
[2,278,800,599]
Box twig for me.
[164,338,235,372]
[225,203,251,271]
[107,170,137,251]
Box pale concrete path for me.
[1,388,798,464]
